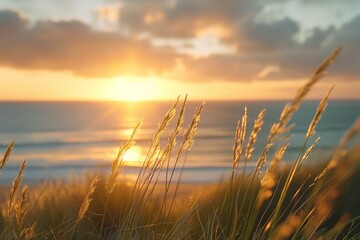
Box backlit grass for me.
[0,48,359,239]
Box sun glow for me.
[108,77,160,101]
[123,146,143,165]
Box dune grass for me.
[0,48,360,239]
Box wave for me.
[0,131,233,149]
[0,164,252,185]
[1,126,347,150]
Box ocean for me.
[0,100,359,184]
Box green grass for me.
[0,48,360,239]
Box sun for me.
[123,146,143,165]
[108,77,160,101]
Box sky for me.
[0,0,359,101]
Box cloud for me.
[0,10,179,78]
[0,2,359,82]
[120,0,262,40]
[118,0,360,81]
[234,17,300,52]
[326,15,360,79]
[301,0,359,5]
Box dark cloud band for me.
[0,5,359,82]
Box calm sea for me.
[0,100,359,184]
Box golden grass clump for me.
[106,121,141,195]
[245,109,266,162]
[76,175,100,224]
[306,86,333,139]
[8,160,27,217]
[232,107,247,171]
[261,143,289,187]
[13,186,36,240]
[0,141,15,170]
[271,48,341,141]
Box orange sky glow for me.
[0,0,359,101]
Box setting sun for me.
[108,77,160,102]
[123,146,143,165]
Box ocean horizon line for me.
[0,99,359,103]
